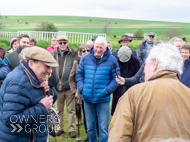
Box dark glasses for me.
[82,49,90,53]
[58,42,67,45]
[149,35,155,38]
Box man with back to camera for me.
[109,43,190,142]
[76,36,120,142]
[3,34,30,70]
[0,46,58,142]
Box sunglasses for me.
[149,35,155,38]
[82,49,90,53]
[58,42,67,45]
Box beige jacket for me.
[109,70,190,142]
[69,57,82,104]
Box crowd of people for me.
[0,32,190,142]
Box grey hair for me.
[19,47,29,63]
[95,36,107,48]
[174,38,183,46]
[146,43,183,74]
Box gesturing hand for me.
[39,96,53,110]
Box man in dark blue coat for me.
[181,44,190,88]
[76,36,120,142]
[0,47,58,142]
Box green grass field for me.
[1,15,190,39]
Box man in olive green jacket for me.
[51,35,78,138]
[109,43,190,142]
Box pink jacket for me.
[47,45,57,53]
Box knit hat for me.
[118,46,132,62]
[25,46,59,67]
[10,38,17,48]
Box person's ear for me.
[152,58,158,72]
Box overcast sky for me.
[1,0,190,23]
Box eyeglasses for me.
[58,42,67,45]
[82,49,90,53]
[149,35,155,38]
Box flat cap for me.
[118,46,132,62]
[57,35,68,41]
[148,32,155,36]
[25,46,58,67]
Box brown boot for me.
[55,130,64,136]
[69,131,76,138]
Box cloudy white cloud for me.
[0,0,190,23]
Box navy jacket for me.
[0,58,10,88]
[0,62,57,142]
[76,47,120,103]
[111,55,140,115]
[181,58,190,88]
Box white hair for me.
[95,36,107,48]
[174,38,183,46]
[146,43,184,74]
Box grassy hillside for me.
[1,16,190,40]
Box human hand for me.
[40,81,49,93]
[116,76,125,85]
[75,92,79,99]
[39,96,53,110]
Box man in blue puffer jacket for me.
[0,47,58,142]
[76,36,120,142]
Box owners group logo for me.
[10,113,60,133]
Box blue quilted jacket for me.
[181,58,190,88]
[0,62,57,142]
[76,47,120,103]
[0,58,10,88]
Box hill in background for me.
[1,15,190,40]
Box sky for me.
[0,0,190,23]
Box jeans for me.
[84,101,110,142]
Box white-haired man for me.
[76,36,120,142]
[175,38,184,51]
[109,43,190,142]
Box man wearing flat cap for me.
[137,32,155,65]
[0,47,58,142]
[51,35,78,138]
[112,35,137,59]
[136,32,155,82]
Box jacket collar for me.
[184,58,190,64]
[149,70,180,82]
[90,46,111,61]
[21,62,43,88]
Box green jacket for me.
[5,47,21,71]
[51,47,77,91]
